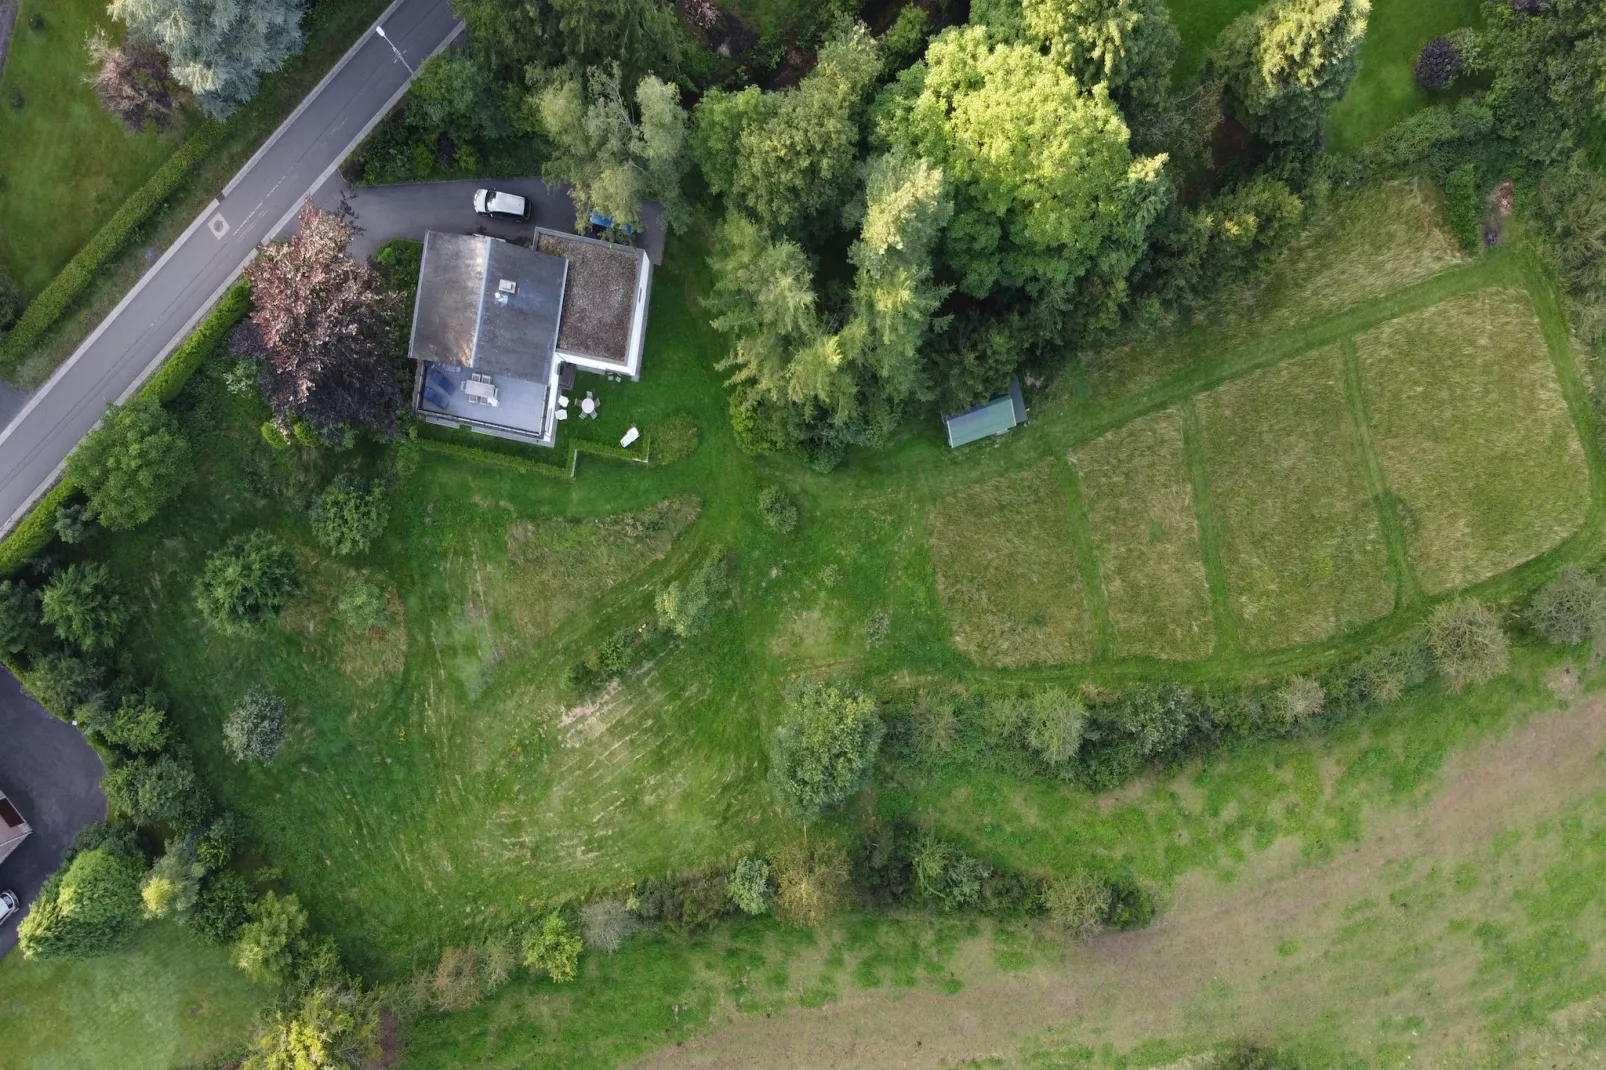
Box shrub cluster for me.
[654,553,729,638]
[1415,36,1462,90]
[223,688,289,763]
[756,486,799,534]
[309,476,391,556]
[195,530,301,634]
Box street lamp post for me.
[374,25,416,76]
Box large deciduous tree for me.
[452,0,680,85]
[769,679,884,819]
[535,65,690,233]
[694,23,883,236]
[1211,0,1370,144]
[241,985,382,1070]
[874,26,1168,312]
[1483,0,1606,156]
[67,397,194,531]
[234,206,402,440]
[108,0,304,119]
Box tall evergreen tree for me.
[1211,0,1371,144]
[109,0,304,118]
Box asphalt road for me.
[0,669,106,959]
[317,177,667,266]
[0,0,464,536]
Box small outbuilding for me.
[943,377,1028,448]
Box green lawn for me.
[1325,0,1485,154]
[0,0,200,296]
[0,922,264,1069]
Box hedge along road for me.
[0,0,464,537]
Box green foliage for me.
[1136,176,1306,311]
[771,834,851,927]
[145,280,255,405]
[1023,686,1086,766]
[233,891,307,986]
[195,812,246,872]
[727,856,773,915]
[882,5,930,71]
[223,688,289,764]
[108,0,304,118]
[40,563,127,653]
[23,651,101,717]
[337,579,387,631]
[650,417,699,464]
[1483,0,1606,156]
[141,842,204,919]
[241,985,381,1070]
[102,753,213,831]
[66,398,194,532]
[654,554,728,637]
[1527,565,1606,645]
[1212,0,1371,143]
[309,475,390,556]
[536,66,691,232]
[770,679,884,819]
[0,579,36,656]
[1075,683,1199,789]
[696,23,882,234]
[16,848,145,960]
[186,870,255,945]
[0,480,74,579]
[522,914,584,983]
[910,830,989,909]
[756,486,799,534]
[1443,164,1483,252]
[1273,675,1325,725]
[1427,596,1510,692]
[1042,869,1112,937]
[54,503,92,545]
[874,24,1167,312]
[195,531,300,634]
[578,897,636,953]
[102,688,171,755]
[0,124,223,370]
[993,0,1180,115]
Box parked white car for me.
[0,889,19,925]
[473,189,532,222]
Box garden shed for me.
[943,378,1028,448]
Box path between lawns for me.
[633,675,1606,1069]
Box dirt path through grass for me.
[635,683,1606,1068]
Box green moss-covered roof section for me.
[944,378,1027,447]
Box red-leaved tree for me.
[233,206,402,439]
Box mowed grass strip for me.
[1071,409,1214,660]
[1085,180,1468,399]
[927,460,1094,667]
[1356,285,1591,594]
[1197,345,1395,650]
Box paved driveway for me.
[0,669,105,959]
[314,176,666,265]
[0,0,464,536]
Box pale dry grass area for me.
[1085,179,1469,399]
[636,693,1606,1070]
[926,460,1094,667]
[1071,409,1214,661]
[1197,346,1394,650]
[1357,286,1590,594]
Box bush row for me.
[0,122,226,369]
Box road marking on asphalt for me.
[209,213,230,239]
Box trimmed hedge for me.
[419,431,651,477]
[139,279,252,404]
[0,122,226,370]
[0,277,251,577]
[0,481,75,578]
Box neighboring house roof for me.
[408,231,568,384]
[0,790,30,866]
[944,378,1028,448]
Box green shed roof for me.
[944,378,1027,448]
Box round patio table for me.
[581,398,596,415]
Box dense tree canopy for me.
[67,398,194,532]
[17,847,144,960]
[1211,0,1371,144]
[453,0,679,84]
[235,207,402,440]
[874,26,1168,306]
[769,680,884,819]
[109,0,304,118]
[1484,0,1606,155]
[976,0,1180,116]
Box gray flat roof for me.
[408,231,568,384]
[944,378,1028,448]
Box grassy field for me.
[0,0,201,296]
[1195,345,1395,652]
[926,460,1096,668]
[1357,286,1591,595]
[1071,409,1214,661]
[0,922,263,1069]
